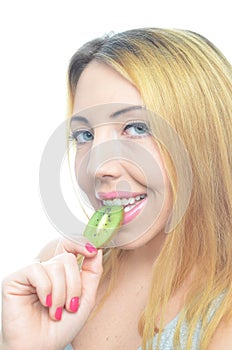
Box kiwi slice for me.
[83,205,124,248]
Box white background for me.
[0,0,231,286]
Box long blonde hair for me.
[67,28,232,349]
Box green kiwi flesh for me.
[83,205,124,248]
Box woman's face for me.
[71,61,173,249]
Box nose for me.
[86,127,123,181]
[94,160,122,181]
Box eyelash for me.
[69,129,94,145]
[123,121,150,136]
[69,121,150,145]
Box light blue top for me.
[64,345,73,350]
[64,294,223,350]
[64,345,74,350]
[63,313,201,350]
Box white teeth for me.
[129,197,135,205]
[124,204,136,213]
[122,198,130,205]
[113,198,121,205]
[102,194,146,207]
[102,200,113,206]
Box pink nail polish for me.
[85,242,97,253]
[46,294,52,307]
[55,307,63,320]
[70,297,80,312]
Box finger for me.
[80,249,103,312]
[55,237,98,258]
[2,263,52,308]
[62,253,81,313]
[42,258,66,321]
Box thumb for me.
[54,237,98,258]
[80,249,103,310]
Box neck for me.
[130,230,166,258]
[119,231,167,275]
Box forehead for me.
[73,61,143,113]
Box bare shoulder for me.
[207,319,232,349]
[36,238,60,262]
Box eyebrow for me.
[110,105,144,118]
[70,105,144,124]
[70,115,89,124]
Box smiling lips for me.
[97,192,147,225]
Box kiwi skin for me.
[83,205,124,248]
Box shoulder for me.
[36,238,60,262]
[207,319,232,349]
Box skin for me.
[72,61,173,252]
[1,61,232,350]
[70,61,174,349]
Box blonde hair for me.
[67,28,232,349]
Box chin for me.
[114,228,163,250]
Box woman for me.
[1,28,232,350]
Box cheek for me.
[74,153,98,208]
[131,150,167,193]
[74,147,90,189]
[130,138,169,191]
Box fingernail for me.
[46,294,52,307]
[70,297,80,312]
[55,307,63,320]
[85,242,97,253]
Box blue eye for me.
[124,122,149,136]
[71,130,94,144]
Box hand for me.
[1,239,103,350]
